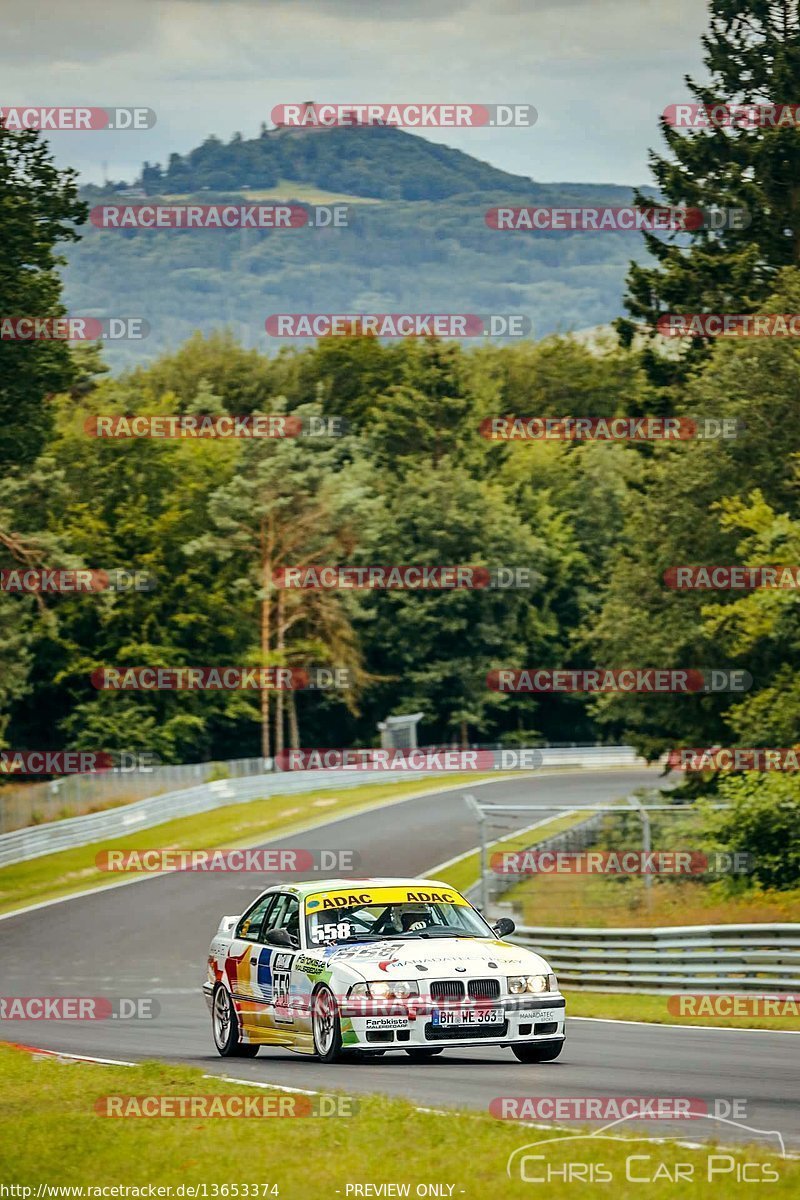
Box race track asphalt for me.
[1,768,797,1152]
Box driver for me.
[386,903,432,933]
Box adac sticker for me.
[305,886,469,912]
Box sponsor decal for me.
[305,887,468,912]
[296,956,324,976]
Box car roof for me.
[263,877,460,898]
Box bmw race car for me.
[204,877,565,1063]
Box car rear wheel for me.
[512,1038,564,1063]
[212,984,259,1057]
[404,1049,444,1060]
[312,984,343,1063]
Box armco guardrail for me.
[0,744,646,834]
[0,769,425,868]
[511,923,800,993]
[0,757,272,834]
[0,744,647,868]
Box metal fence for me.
[510,923,800,993]
[0,743,648,836]
[0,757,271,834]
[0,767,438,868]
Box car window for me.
[264,894,300,946]
[236,893,276,942]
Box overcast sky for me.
[1,0,709,187]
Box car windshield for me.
[305,897,494,946]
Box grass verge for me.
[0,1045,796,1197]
[510,871,800,927]
[0,773,497,917]
[563,990,800,1032]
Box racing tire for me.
[311,984,344,1063]
[404,1049,444,1060]
[212,984,259,1057]
[511,1038,564,1063]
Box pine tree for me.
[620,0,800,386]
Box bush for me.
[706,773,800,891]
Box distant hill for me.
[133,123,546,202]
[66,123,651,369]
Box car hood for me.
[321,936,552,981]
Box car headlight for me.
[357,980,420,999]
[508,974,552,994]
[347,982,369,998]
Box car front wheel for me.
[212,984,259,1057]
[512,1038,564,1063]
[311,984,344,1063]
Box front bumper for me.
[340,995,566,1050]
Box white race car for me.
[204,877,565,1063]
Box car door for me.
[253,892,301,1029]
[225,891,278,1004]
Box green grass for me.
[0,1046,796,1196]
[0,773,498,916]
[509,869,800,928]
[158,181,383,204]
[564,990,800,1032]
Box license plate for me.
[432,1007,503,1026]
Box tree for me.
[186,405,367,756]
[0,122,86,468]
[620,0,800,386]
[593,269,800,758]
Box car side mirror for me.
[265,928,293,948]
[492,917,516,938]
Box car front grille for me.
[468,978,501,1000]
[430,979,465,999]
